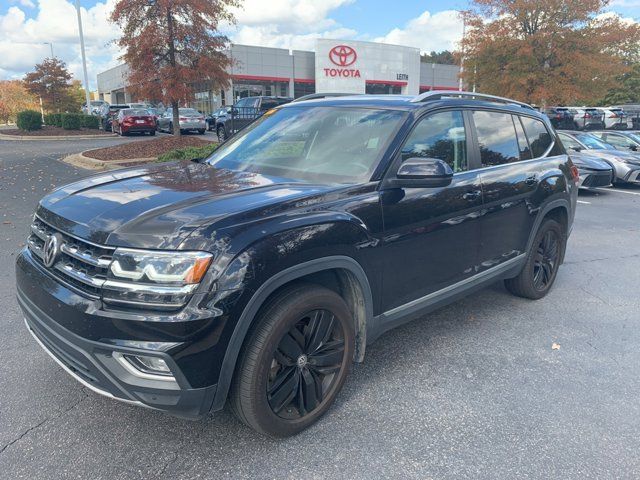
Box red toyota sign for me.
[329,45,357,67]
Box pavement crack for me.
[0,388,89,456]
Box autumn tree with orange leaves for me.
[460,0,640,106]
[0,80,39,124]
[110,0,239,136]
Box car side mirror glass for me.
[392,158,454,188]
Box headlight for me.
[103,248,213,310]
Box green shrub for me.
[80,115,100,129]
[61,113,82,130]
[43,114,56,126]
[16,110,42,131]
[157,144,218,163]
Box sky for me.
[1,0,638,90]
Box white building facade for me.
[97,39,460,114]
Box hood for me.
[589,148,640,165]
[37,161,336,249]
[569,152,613,170]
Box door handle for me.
[462,190,481,201]
[525,175,538,186]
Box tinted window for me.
[401,110,467,172]
[558,133,582,150]
[472,111,520,166]
[520,116,553,157]
[513,116,531,160]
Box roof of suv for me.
[283,92,544,118]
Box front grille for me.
[27,216,114,298]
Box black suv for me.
[16,92,577,437]
[215,96,292,140]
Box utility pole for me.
[75,0,92,108]
[43,42,54,58]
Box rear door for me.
[473,111,557,270]
[379,109,484,313]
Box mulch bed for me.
[0,126,113,136]
[84,136,214,161]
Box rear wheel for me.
[505,218,564,299]
[217,125,226,142]
[198,129,205,135]
[230,284,354,437]
[149,130,155,136]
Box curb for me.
[62,151,156,170]
[0,132,118,141]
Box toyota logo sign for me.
[329,45,357,67]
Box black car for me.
[206,107,231,131]
[215,96,292,141]
[544,107,575,129]
[99,104,132,131]
[17,91,578,437]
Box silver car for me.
[558,131,640,184]
[157,108,207,134]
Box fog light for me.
[113,352,176,383]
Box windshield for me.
[625,132,640,144]
[576,133,610,150]
[205,106,406,184]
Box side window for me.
[603,134,630,148]
[401,110,468,172]
[513,115,531,160]
[520,116,553,158]
[472,110,520,166]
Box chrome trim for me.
[27,237,44,258]
[112,352,178,384]
[24,318,149,409]
[102,279,197,295]
[30,223,48,241]
[55,263,106,288]
[61,243,111,268]
[411,90,533,109]
[382,254,527,317]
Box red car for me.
[112,108,156,136]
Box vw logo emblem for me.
[329,45,357,67]
[43,233,62,268]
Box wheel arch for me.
[210,255,373,411]
[526,200,570,262]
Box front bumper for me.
[16,249,220,419]
[578,169,612,188]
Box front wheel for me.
[230,284,354,437]
[217,125,226,142]
[505,218,564,299]
[198,129,205,135]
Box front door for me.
[379,110,483,314]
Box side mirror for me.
[629,144,638,151]
[389,158,454,188]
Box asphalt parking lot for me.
[1,137,640,479]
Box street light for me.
[43,42,54,58]
[74,0,92,110]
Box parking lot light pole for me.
[43,42,54,58]
[75,0,92,110]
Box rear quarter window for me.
[520,116,553,158]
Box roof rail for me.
[292,92,362,103]
[410,90,534,110]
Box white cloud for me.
[374,10,464,53]
[233,25,357,51]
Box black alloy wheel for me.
[217,125,226,141]
[532,229,560,291]
[230,284,354,437]
[505,218,564,299]
[267,309,345,419]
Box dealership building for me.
[97,39,460,113]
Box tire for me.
[149,130,155,136]
[217,125,226,142]
[198,129,205,135]
[230,284,354,438]
[505,218,564,300]
[168,122,173,135]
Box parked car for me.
[609,104,640,129]
[597,107,630,129]
[591,131,640,154]
[146,107,163,124]
[206,107,231,131]
[82,100,108,116]
[543,107,575,129]
[98,104,132,131]
[157,108,206,134]
[567,152,613,189]
[215,96,293,141]
[570,108,605,131]
[17,91,577,437]
[111,108,156,136]
[557,130,640,184]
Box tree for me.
[23,58,77,113]
[602,63,640,105]
[421,51,457,65]
[0,80,40,124]
[459,0,640,106]
[110,0,239,136]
